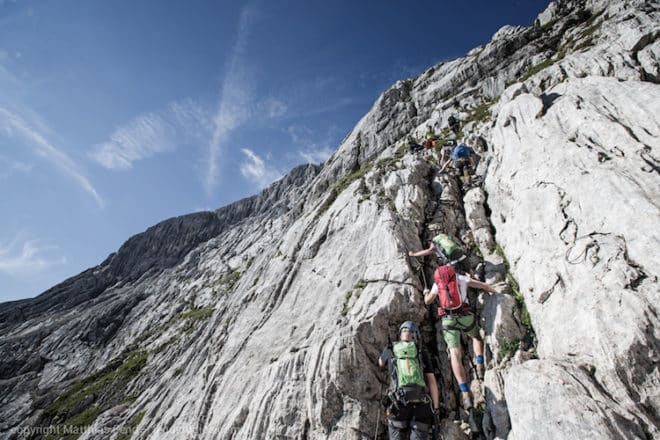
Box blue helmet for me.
[399,321,420,340]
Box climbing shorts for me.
[441,313,479,349]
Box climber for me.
[423,125,438,150]
[406,135,424,154]
[408,231,470,275]
[439,143,475,186]
[423,265,500,410]
[447,115,460,135]
[438,139,457,168]
[379,321,440,440]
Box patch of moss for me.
[341,290,353,316]
[335,161,373,194]
[116,411,145,440]
[43,351,148,440]
[518,53,564,83]
[45,407,105,440]
[495,244,536,350]
[219,271,241,289]
[499,340,520,359]
[573,36,595,52]
[394,142,408,159]
[341,279,371,316]
[580,10,604,37]
[439,127,452,142]
[376,156,399,171]
[464,101,493,125]
[179,307,215,321]
[539,17,559,33]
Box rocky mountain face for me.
[1,0,658,439]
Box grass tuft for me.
[43,351,149,439]
[495,244,537,351]
[179,307,215,321]
[335,161,374,194]
[116,411,146,440]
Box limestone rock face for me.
[487,75,660,439]
[1,0,658,439]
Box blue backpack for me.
[451,144,470,160]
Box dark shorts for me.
[454,158,471,175]
[388,401,434,440]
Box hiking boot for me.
[476,365,485,381]
[461,392,473,410]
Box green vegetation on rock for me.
[179,307,215,321]
[43,351,148,440]
[335,161,374,194]
[495,244,537,352]
[116,411,146,440]
[341,279,370,316]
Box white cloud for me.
[90,99,211,170]
[90,112,176,170]
[257,97,287,118]
[287,124,337,164]
[169,99,213,138]
[0,235,67,276]
[0,154,32,178]
[240,148,282,189]
[0,107,104,207]
[298,147,333,164]
[205,6,259,195]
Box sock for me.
[459,383,469,393]
[476,355,484,365]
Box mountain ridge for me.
[1,0,658,439]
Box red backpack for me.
[434,265,467,316]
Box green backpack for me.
[389,341,428,404]
[432,233,462,257]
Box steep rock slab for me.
[487,76,660,438]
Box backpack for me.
[452,144,470,160]
[432,233,462,259]
[434,265,467,314]
[388,341,428,404]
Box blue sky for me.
[0,0,550,302]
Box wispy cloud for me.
[0,154,32,178]
[298,96,354,118]
[240,148,282,189]
[287,124,337,164]
[90,99,211,170]
[205,5,259,195]
[0,107,104,207]
[257,97,287,119]
[0,234,67,276]
[298,147,333,164]
[90,113,175,170]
